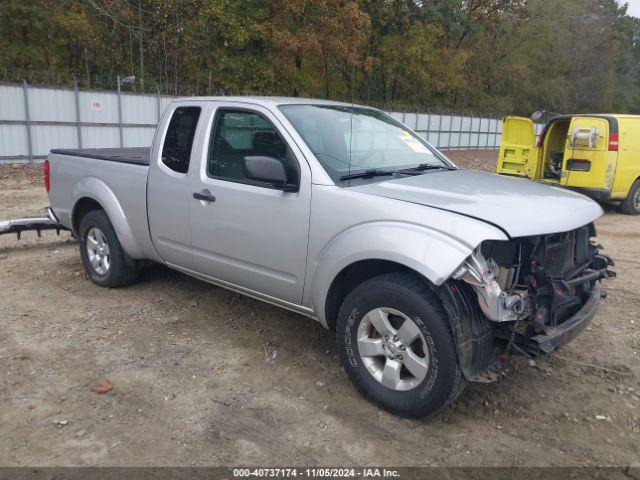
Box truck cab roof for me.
[169,96,363,108]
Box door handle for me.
[193,191,216,203]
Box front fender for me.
[71,177,146,259]
[309,220,507,327]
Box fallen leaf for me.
[90,379,113,394]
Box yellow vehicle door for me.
[497,117,539,178]
[562,117,613,190]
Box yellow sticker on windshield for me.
[399,133,430,154]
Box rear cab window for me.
[161,106,201,174]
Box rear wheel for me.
[621,180,640,215]
[78,210,138,287]
[336,273,466,418]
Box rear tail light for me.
[608,132,619,151]
[44,159,51,193]
[536,132,544,148]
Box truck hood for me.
[351,169,603,238]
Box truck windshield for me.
[279,105,451,183]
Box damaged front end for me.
[453,223,615,360]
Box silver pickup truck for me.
[43,97,614,417]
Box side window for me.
[161,106,201,174]
[208,109,297,184]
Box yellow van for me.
[497,114,640,214]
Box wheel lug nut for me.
[399,345,406,351]
[393,335,399,342]
[397,355,403,361]
[384,335,389,341]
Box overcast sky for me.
[621,0,640,17]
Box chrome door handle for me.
[193,191,216,203]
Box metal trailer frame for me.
[0,207,69,239]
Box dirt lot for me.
[0,151,639,468]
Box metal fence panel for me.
[81,126,120,149]
[123,126,157,147]
[0,82,539,163]
[0,124,29,156]
[121,94,161,125]
[28,87,76,122]
[78,90,119,124]
[0,85,26,121]
[31,124,77,155]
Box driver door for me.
[189,104,312,304]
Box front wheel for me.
[336,273,466,418]
[78,210,138,287]
[621,180,640,215]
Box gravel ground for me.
[0,151,638,468]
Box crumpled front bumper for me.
[530,284,603,354]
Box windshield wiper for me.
[398,163,456,174]
[340,164,455,182]
[340,169,398,181]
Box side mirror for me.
[243,156,297,191]
[531,111,544,121]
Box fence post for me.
[117,75,124,147]
[73,79,83,148]
[436,113,442,149]
[22,80,33,162]
[447,113,453,151]
[484,118,490,150]
[156,83,161,123]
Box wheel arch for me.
[70,177,146,258]
[72,197,103,234]
[324,259,425,331]
[308,220,504,330]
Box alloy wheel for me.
[86,227,111,275]
[357,307,430,391]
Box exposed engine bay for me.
[453,223,615,360]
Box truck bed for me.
[48,147,159,262]
[49,147,150,166]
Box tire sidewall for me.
[336,278,459,416]
[78,211,123,287]
[625,181,640,215]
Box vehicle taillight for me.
[536,132,544,148]
[44,159,51,193]
[608,132,619,151]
